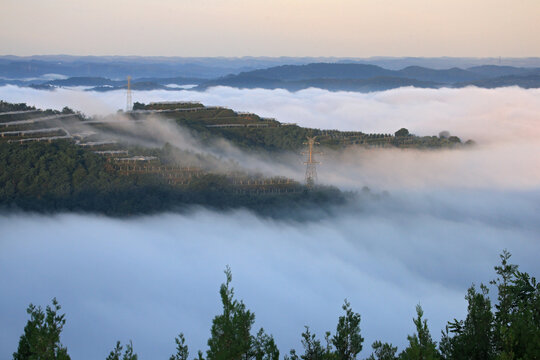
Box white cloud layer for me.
[2,85,540,191]
[1,193,539,360]
[1,86,539,359]
[2,85,540,142]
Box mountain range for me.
[2,57,540,92]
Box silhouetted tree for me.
[251,328,279,360]
[170,333,189,360]
[286,326,334,360]
[206,266,278,360]
[395,128,409,137]
[106,341,137,360]
[207,266,254,360]
[106,342,123,360]
[13,298,70,360]
[439,285,494,360]
[438,131,450,139]
[332,300,363,360]
[367,341,398,360]
[490,250,540,359]
[399,305,439,360]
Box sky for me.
[1,0,540,57]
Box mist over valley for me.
[1,81,540,359]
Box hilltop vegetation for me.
[131,102,472,152]
[0,141,346,217]
[0,100,471,216]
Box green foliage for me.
[0,101,36,112]
[170,333,189,360]
[206,266,255,360]
[132,102,145,110]
[332,300,363,360]
[206,267,278,360]
[251,328,280,360]
[105,342,123,360]
[10,252,540,360]
[13,298,70,360]
[287,300,363,360]
[106,341,137,360]
[441,251,540,360]
[398,305,439,360]
[0,141,347,217]
[394,128,410,137]
[286,327,334,360]
[367,341,398,360]
[490,250,540,359]
[440,285,494,360]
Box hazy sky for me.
[1,0,539,57]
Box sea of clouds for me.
[1,85,539,360]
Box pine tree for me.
[332,300,363,360]
[106,341,123,360]
[491,250,540,359]
[399,305,439,360]
[170,333,189,360]
[206,266,278,360]
[13,298,70,360]
[206,266,254,360]
[106,340,137,360]
[440,285,494,360]
[367,341,398,360]
[251,328,279,360]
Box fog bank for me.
[1,85,539,359]
[2,85,540,143]
[1,188,539,360]
[2,85,540,190]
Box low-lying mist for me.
[1,190,539,360]
[2,84,539,189]
[2,85,540,141]
[1,85,539,359]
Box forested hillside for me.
[0,100,470,216]
[0,141,346,217]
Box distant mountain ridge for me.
[2,60,540,92]
[195,63,540,91]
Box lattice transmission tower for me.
[302,136,322,188]
[126,76,132,112]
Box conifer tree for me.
[332,300,363,360]
[286,326,332,360]
[206,266,278,360]
[13,298,70,360]
[399,305,439,360]
[439,285,494,360]
[367,341,398,360]
[490,250,540,359]
[106,340,137,360]
[170,333,189,360]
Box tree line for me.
[12,251,540,360]
[0,141,345,218]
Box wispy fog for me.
[1,85,539,359]
[2,85,539,142]
[1,193,539,360]
[2,85,540,189]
